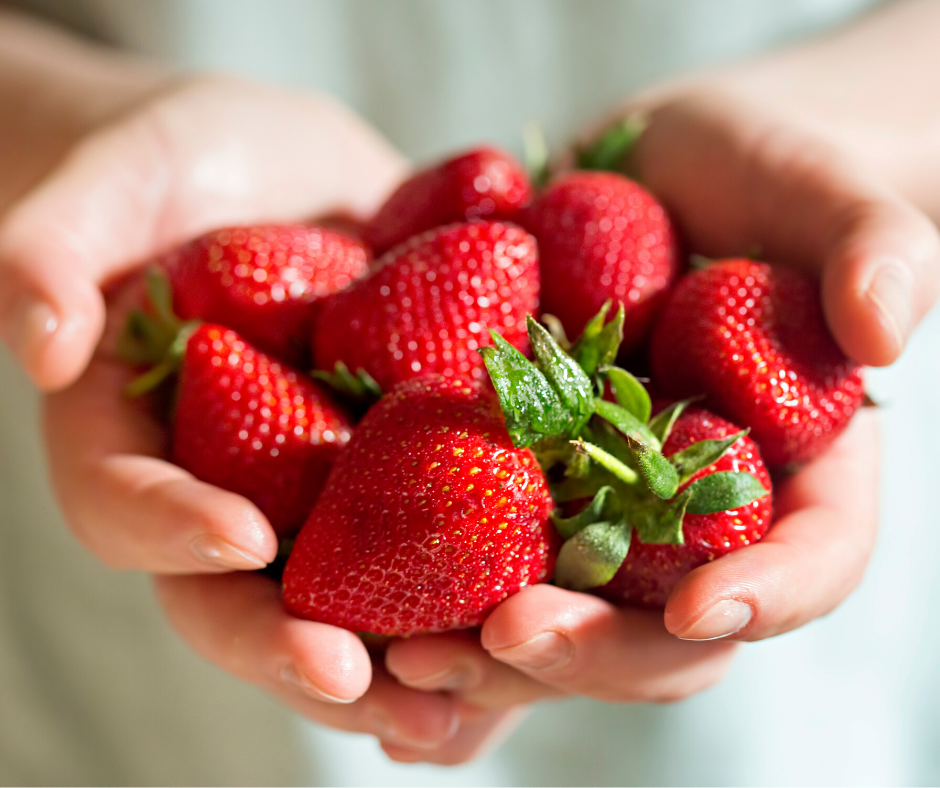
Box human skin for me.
[0,0,938,766]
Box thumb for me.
[0,76,408,391]
[0,105,186,390]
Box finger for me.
[156,573,460,749]
[481,585,737,704]
[381,708,527,766]
[635,93,940,366]
[386,631,562,709]
[44,356,277,572]
[0,75,406,390]
[664,407,879,642]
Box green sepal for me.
[570,301,624,378]
[117,309,175,366]
[527,316,595,433]
[553,520,632,591]
[550,467,612,503]
[119,268,198,397]
[668,430,748,485]
[539,314,571,351]
[686,471,769,515]
[625,435,679,499]
[311,361,382,401]
[123,319,199,397]
[550,486,619,540]
[604,366,652,424]
[480,331,576,447]
[576,114,647,173]
[593,398,661,450]
[647,396,703,444]
[572,439,638,485]
[632,489,692,545]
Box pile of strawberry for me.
[121,132,863,635]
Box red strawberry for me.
[521,170,679,353]
[650,259,864,467]
[171,324,352,537]
[282,375,556,635]
[595,408,772,608]
[365,146,532,254]
[163,224,369,366]
[313,221,540,391]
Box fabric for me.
[5,1,935,785]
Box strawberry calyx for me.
[575,113,648,174]
[310,361,383,417]
[118,267,201,397]
[481,302,769,592]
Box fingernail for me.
[867,261,915,355]
[400,668,471,691]
[1,293,57,363]
[677,599,752,641]
[280,664,356,704]
[369,711,452,750]
[189,534,268,570]
[488,631,574,671]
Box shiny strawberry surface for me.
[650,259,864,467]
[173,324,351,536]
[282,375,556,635]
[313,221,539,390]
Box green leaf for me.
[625,436,679,499]
[550,486,620,540]
[311,361,382,400]
[686,472,770,515]
[527,316,595,432]
[116,310,174,365]
[570,301,624,377]
[605,366,652,423]
[539,314,571,350]
[632,489,691,545]
[647,396,702,444]
[550,469,611,503]
[481,331,576,447]
[576,114,648,173]
[668,430,748,484]
[553,521,632,591]
[572,439,638,485]
[593,398,661,450]
[146,267,181,331]
[123,320,198,397]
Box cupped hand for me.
[0,72,482,748]
[380,90,929,763]
[9,74,406,571]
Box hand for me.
[0,71,480,744]
[375,90,934,763]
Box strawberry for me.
[163,224,369,366]
[595,408,772,608]
[481,304,771,606]
[173,324,352,537]
[364,146,532,254]
[312,221,540,391]
[281,374,556,635]
[120,271,352,537]
[649,259,864,467]
[520,170,679,354]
